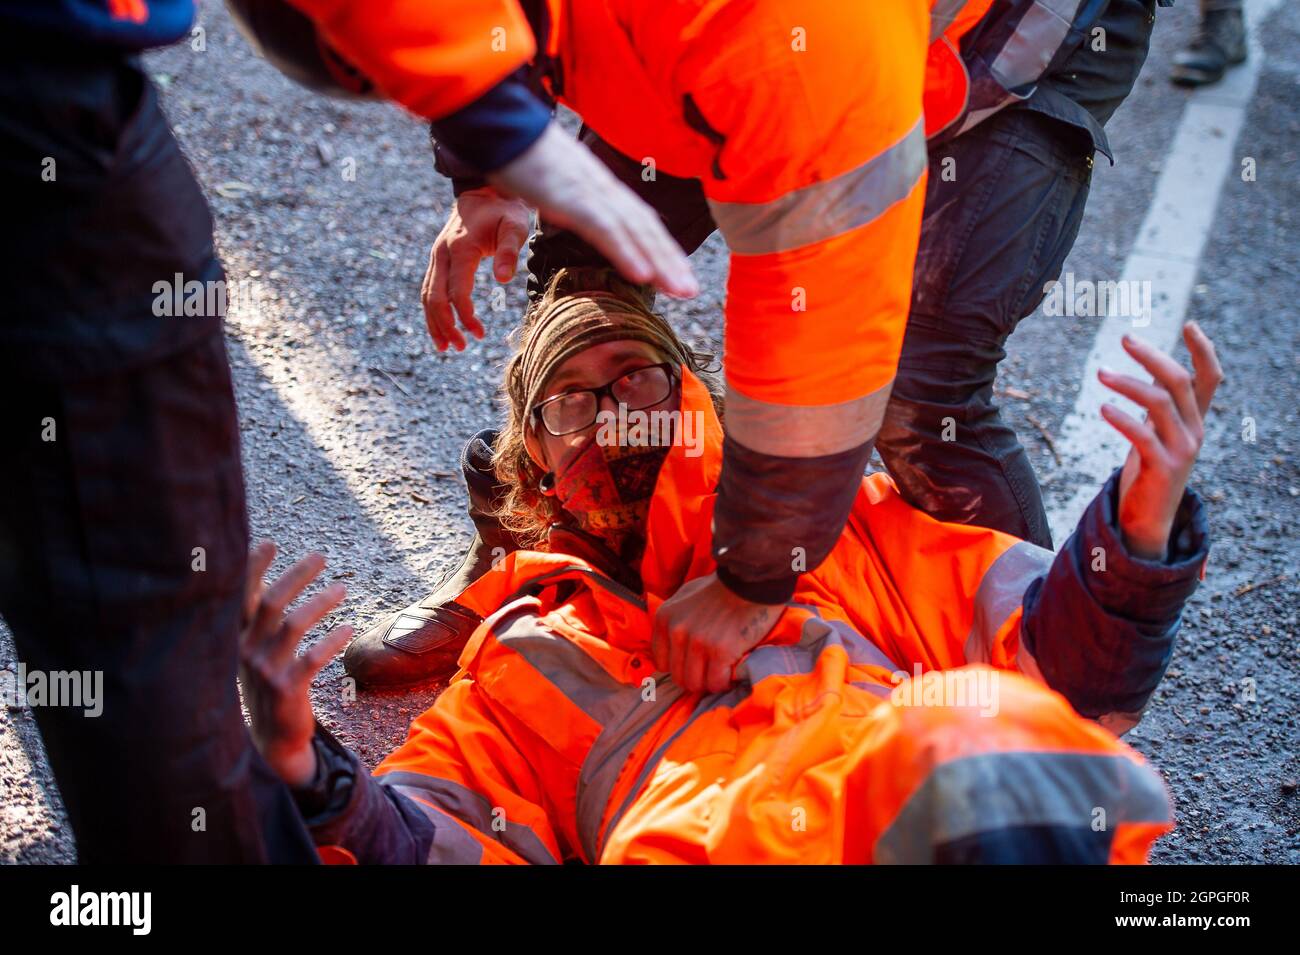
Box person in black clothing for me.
[0,0,683,862]
[0,7,323,863]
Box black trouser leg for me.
[0,334,317,863]
[0,49,316,862]
[878,109,1095,550]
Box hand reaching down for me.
[421,187,532,352]
[421,125,699,353]
[651,573,784,695]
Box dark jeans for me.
[528,108,1093,549]
[0,47,316,862]
[880,108,1094,549]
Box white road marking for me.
[1046,0,1282,544]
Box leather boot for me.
[1171,6,1247,87]
[344,429,520,688]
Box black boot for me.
[344,429,520,688]
[1170,6,1247,87]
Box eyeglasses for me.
[531,362,676,436]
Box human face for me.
[526,339,679,475]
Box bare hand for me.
[651,573,783,694]
[237,542,354,787]
[422,187,531,352]
[488,123,699,301]
[1098,321,1223,560]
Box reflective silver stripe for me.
[930,0,970,41]
[963,541,1052,665]
[792,607,901,673]
[576,674,688,864]
[990,0,1087,91]
[726,378,893,458]
[493,598,641,725]
[724,613,899,686]
[874,751,1172,863]
[384,790,486,864]
[953,102,1006,139]
[484,585,679,864]
[708,119,926,256]
[382,772,559,865]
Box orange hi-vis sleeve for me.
[371,679,566,864]
[542,1,1008,596]
[690,1,932,457]
[285,0,537,120]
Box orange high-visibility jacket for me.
[306,369,1207,864]
[281,1,1112,603]
[555,0,971,603]
[281,0,1010,603]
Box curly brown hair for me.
[490,268,722,549]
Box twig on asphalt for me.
[1233,573,1289,598]
[996,386,1033,400]
[369,366,412,397]
[1026,414,1062,467]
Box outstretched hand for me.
[237,542,354,787]
[1098,321,1223,560]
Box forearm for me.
[712,435,874,604]
[1022,468,1209,725]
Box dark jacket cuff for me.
[294,726,437,863]
[711,434,873,605]
[290,724,362,827]
[1079,467,1209,621]
[1021,468,1208,720]
[716,564,799,605]
[428,69,552,173]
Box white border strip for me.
[1046,0,1282,544]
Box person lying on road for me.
[238,269,1221,863]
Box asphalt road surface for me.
[1,1,1296,864]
